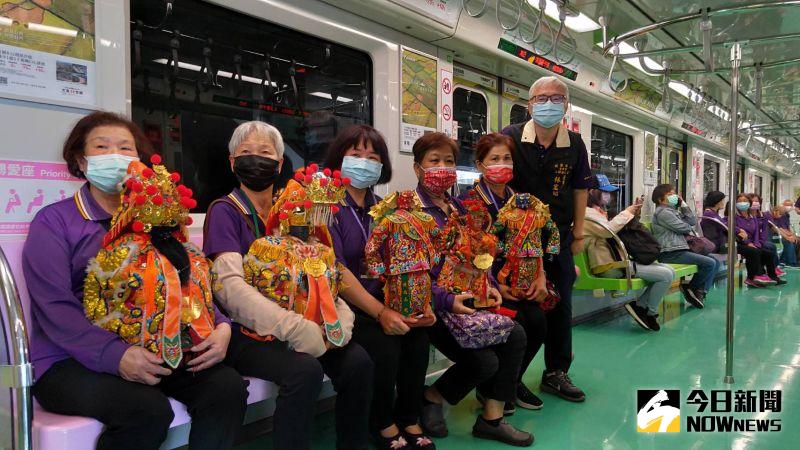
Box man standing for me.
[502,76,590,404]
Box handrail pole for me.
[0,246,33,450]
[724,42,742,385]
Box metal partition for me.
[0,246,32,450]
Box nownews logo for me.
[637,389,782,433]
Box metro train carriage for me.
[1,0,799,449]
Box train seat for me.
[0,237,290,450]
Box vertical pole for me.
[724,42,742,385]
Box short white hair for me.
[529,76,569,100]
[228,121,285,158]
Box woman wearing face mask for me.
[584,176,675,332]
[324,125,437,450]
[730,194,783,287]
[774,200,800,268]
[700,191,736,254]
[204,121,375,450]
[414,133,531,447]
[23,112,247,450]
[651,184,721,308]
[748,193,785,277]
[458,133,547,412]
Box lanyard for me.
[484,182,506,213]
[240,192,262,239]
[346,190,375,243]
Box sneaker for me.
[642,313,660,331]
[680,285,705,309]
[775,267,786,277]
[745,278,766,288]
[376,432,410,450]
[472,416,533,447]
[782,265,800,270]
[624,301,652,331]
[402,430,436,450]
[772,277,787,285]
[755,275,777,285]
[476,391,516,416]
[541,370,585,402]
[515,383,544,410]
[420,399,448,438]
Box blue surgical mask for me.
[85,154,139,194]
[667,194,679,207]
[340,155,383,189]
[736,202,751,212]
[532,101,565,128]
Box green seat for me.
[573,251,646,291]
[666,263,698,278]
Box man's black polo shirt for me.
[502,121,592,231]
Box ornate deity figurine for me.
[364,190,441,317]
[439,198,499,308]
[84,155,213,369]
[241,164,348,347]
[493,192,560,298]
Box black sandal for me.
[402,430,436,449]
[376,432,410,450]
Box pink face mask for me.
[421,166,457,195]
[483,164,514,184]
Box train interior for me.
[1,0,799,448]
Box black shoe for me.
[642,313,660,331]
[375,432,411,450]
[420,398,448,438]
[402,430,436,449]
[680,285,704,309]
[476,391,516,416]
[624,301,652,331]
[772,277,787,285]
[541,370,585,402]
[515,383,543,410]
[472,416,533,447]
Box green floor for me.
[237,274,800,449]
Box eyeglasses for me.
[529,94,567,104]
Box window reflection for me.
[453,87,488,194]
[590,125,632,214]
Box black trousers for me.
[33,358,247,450]
[504,299,547,383]
[738,244,777,279]
[543,231,577,373]
[429,320,526,404]
[226,328,373,450]
[352,313,430,431]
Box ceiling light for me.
[528,1,601,33]
[596,41,663,76]
[309,91,354,103]
[152,59,279,87]
[572,105,641,131]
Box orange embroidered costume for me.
[364,190,441,317]
[439,198,499,308]
[241,165,348,347]
[84,155,214,369]
[493,193,560,298]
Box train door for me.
[129,0,373,212]
[452,64,498,193]
[658,136,687,198]
[499,79,529,130]
[754,174,764,200]
[591,125,633,213]
[703,157,721,194]
[736,163,745,194]
[771,175,778,206]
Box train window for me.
[771,176,778,206]
[754,174,763,199]
[130,0,372,212]
[509,104,529,125]
[659,137,686,197]
[736,164,745,194]
[703,159,720,194]
[590,125,633,213]
[453,86,489,193]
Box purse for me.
[686,234,715,255]
[439,309,515,349]
[538,280,561,312]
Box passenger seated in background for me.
[749,193,785,277]
[774,200,800,268]
[23,112,247,450]
[584,175,675,332]
[730,194,784,288]
[651,184,720,308]
[701,191,732,254]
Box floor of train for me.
[236,274,800,449]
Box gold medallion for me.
[473,253,494,270]
[304,257,327,277]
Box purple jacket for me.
[701,209,729,253]
[23,184,228,380]
[203,188,266,257]
[732,213,763,247]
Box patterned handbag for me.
[439,309,515,349]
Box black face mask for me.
[233,155,279,192]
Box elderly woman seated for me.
[583,175,674,332]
